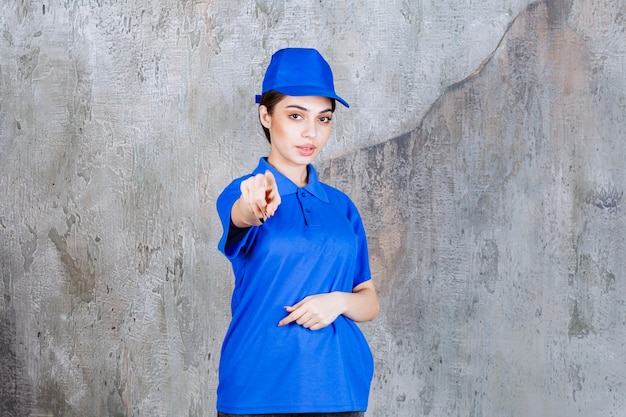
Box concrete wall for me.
[1,0,624,416]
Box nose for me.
[302,118,317,139]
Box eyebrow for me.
[285,104,333,114]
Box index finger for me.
[263,170,276,189]
[277,306,300,327]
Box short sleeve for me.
[346,199,372,288]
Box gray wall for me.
[1,0,624,416]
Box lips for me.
[297,145,315,156]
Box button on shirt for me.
[216,158,374,414]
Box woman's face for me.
[260,95,333,174]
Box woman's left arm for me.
[278,280,379,331]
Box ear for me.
[259,105,272,129]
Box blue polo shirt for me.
[216,157,374,414]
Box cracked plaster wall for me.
[1,0,625,416]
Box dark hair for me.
[258,90,337,144]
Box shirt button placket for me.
[299,191,310,225]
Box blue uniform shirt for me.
[216,158,374,414]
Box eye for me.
[289,113,302,120]
[319,115,332,123]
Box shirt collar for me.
[254,157,329,203]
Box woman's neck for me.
[281,165,309,187]
[266,158,308,187]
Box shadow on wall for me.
[323,0,625,415]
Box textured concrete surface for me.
[1,0,625,416]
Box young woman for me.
[216,48,379,417]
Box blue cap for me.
[255,48,349,108]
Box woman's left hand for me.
[278,281,379,330]
[278,293,344,331]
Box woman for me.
[216,48,379,417]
